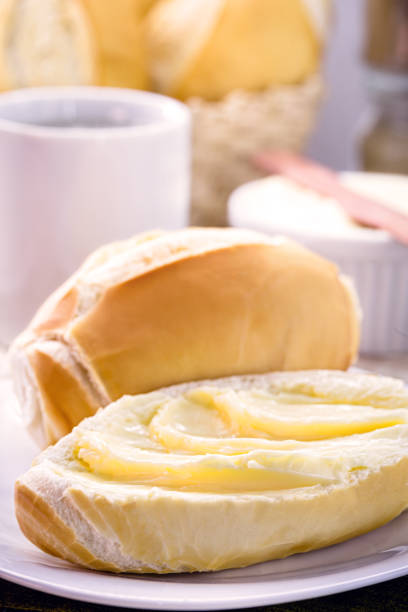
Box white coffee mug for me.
[0,87,191,344]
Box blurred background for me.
[0,0,408,355]
[1,0,405,221]
[310,0,408,172]
[307,0,366,169]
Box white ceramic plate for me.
[1,378,408,610]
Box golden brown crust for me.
[71,242,356,399]
[14,482,119,571]
[27,347,101,444]
[11,230,360,446]
[78,0,151,89]
[32,286,79,336]
[342,279,361,369]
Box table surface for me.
[2,352,408,611]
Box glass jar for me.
[360,0,408,174]
[360,71,408,174]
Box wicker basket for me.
[188,74,324,226]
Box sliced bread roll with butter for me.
[10,228,360,448]
[15,370,408,573]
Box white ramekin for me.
[228,172,408,355]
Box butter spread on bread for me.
[10,228,360,447]
[15,370,408,573]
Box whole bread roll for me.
[0,0,160,90]
[15,370,408,573]
[10,228,360,447]
[145,0,331,100]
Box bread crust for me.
[10,229,360,447]
[26,345,103,443]
[78,0,151,89]
[15,482,118,570]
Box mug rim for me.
[0,86,190,139]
